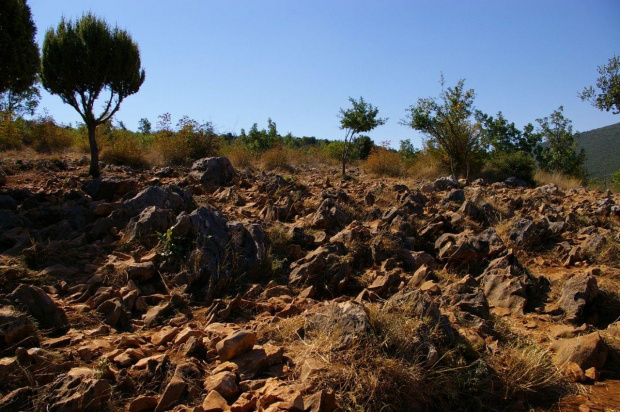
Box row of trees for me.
[2,1,618,182]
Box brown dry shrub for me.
[364,148,404,177]
[261,145,291,171]
[27,115,75,153]
[223,141,255,168]
[101,130,150,168]
[0,113,23,151]
[535,170,583,190]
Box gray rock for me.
[0,306,39,355]
[550,332,608,371]
[190,157,236,187]
[480,255,528,315]
[289,242,349,294]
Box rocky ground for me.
[0,151,619,412]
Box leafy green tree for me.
[535,106,586,178]
[475,111,541,155]
[401,77,482,182]
[399,139,420,160]
[138,117,152,134]
[355,135,374,160]
[41,13,145,177]
[580,55,620,114]
[338,96,387,176]
[0,0,40,96]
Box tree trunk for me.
[87,123,100,178]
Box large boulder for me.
[556,273,599,324]
[124,206,175,246]
[550,332,608,371]
[480,254,531,315]
[190,157,237,187]
[7,284,69,336]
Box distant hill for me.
[575,122,620,180]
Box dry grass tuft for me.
[535,170,583,190]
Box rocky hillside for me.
[0,153,619,411]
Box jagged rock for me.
[435,228,504,263]
[0,306,39,355]
[213,344,283,380]
[190,157,236,187]
[442,275,490,320]
[304,301,370,347]
[154,376,186,412]
[82,177,138,200]
[433,175,459,190]
[125,261,157,282]
[144,301,175,328]
[7,284,69,336]
[125,206,174,246]
[550,332,608,371]
[202,390,230,411]
[47,367,112,412]
[311,198,348,232]
[128,396,159,412]
[96,298,129,328]
[330,221,371,245]
[227,222,267,276]
[304,389,337,412]
[216,330,257,362]
[443,189,465,203]
[288,242,350,293]
[204,371,239,399]
[556,273,599,324]
[0,387,34,411]
[507,218,542,248]
[480,255,530,315]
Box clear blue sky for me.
[28,0,620,148]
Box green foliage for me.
[487,151,537,185]
[154,114,221,165]
[476,111,541,155]
[0,84,40,119]
[535,106,586,179]
[41,13,145,177]
[138,117,151,134]
[354,135,374,160]
[99,121,149,167]
[25,113,75,153]
[399,139,420,160]
[0,0,40,96]
[0,112,25,150]
[401,76,483,181]
[338,96,387,176]
[241,118,280,154]
[580,55,620,114]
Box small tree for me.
[41,13,145,177]
[579,55,620,114]
[338,96,387,176]
[535,106,586,179]
[401,76,482,182]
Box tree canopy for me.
[580,55,620,115]
[338,96,387,176]
[41,13,145,177]
[0,0,40,96]
[401,77,482,182]
[535,106,586,178]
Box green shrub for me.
[486,151,537,185]
[0,112,24,151]
[26,114,74,153]
[365,147,404,177]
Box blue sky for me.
[28,0,620,148]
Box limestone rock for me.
[190,157,237,187]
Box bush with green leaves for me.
[486,150,537,185]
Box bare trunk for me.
[88,123,100,178]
